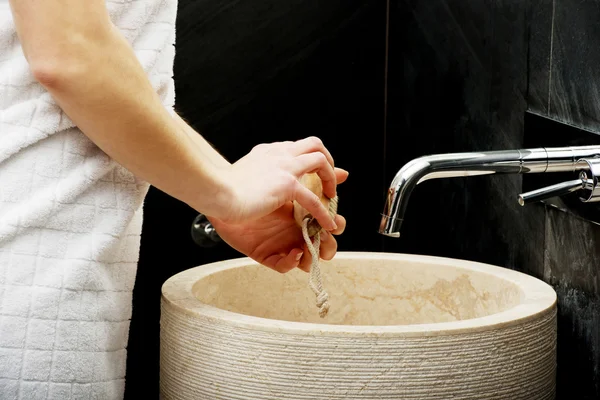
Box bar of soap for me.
[293,173,336,237]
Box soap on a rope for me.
[292,173,339,318]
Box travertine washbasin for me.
[160,252,557,399]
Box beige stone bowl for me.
[160,252,557,400]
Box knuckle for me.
[283,156,297,169]
[309,194,322,208]
[308,136,323,147]
[285,176,301,198]
[284,173,298,188]
[314,152,327,165]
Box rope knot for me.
[316,291,329,308]
[316,292,330,318]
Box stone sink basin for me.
[160,252,557,400]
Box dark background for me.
[125,0,600,399]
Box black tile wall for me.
[172,0,387,252]
[125,1,386,398]
[548,0,600,131]
[530,0,600,131]
[384,0,544,277]
[530,0,600,397]
[545,207,600,399]
[386,0,600,398]
[527,0,553,116]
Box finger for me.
[291,137,334,168]
[319,231,338,261]
[262,248,304,273]
[331,214,346,235]
[293,152,337,198]
[294,184,337,231]
[335,168,349,184]
[298,243,312,272]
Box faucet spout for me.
[379,146,600,237]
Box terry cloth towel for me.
[0,0,177,398]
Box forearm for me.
[174,113,231,169]
[9,1,230,215]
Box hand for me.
[215,137,339,231]
[208,168,348,273]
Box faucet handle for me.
[517,175,588,206]
[518,157,600,206]
[191,213,222,248]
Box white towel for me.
[0,0,177,398]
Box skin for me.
[8,0,348,273]
[209,169,348,273]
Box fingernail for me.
[296,252,303,261]
[331,221,338,230]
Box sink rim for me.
[161,252,557,337]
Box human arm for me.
[9,0,229,215]
[8,0,338,229]
[174,113,231,169]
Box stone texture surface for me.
[160,253,556,399]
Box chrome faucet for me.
[379,146,600,238]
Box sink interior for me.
[192,256,524,326]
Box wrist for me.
[185,162,235,220]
